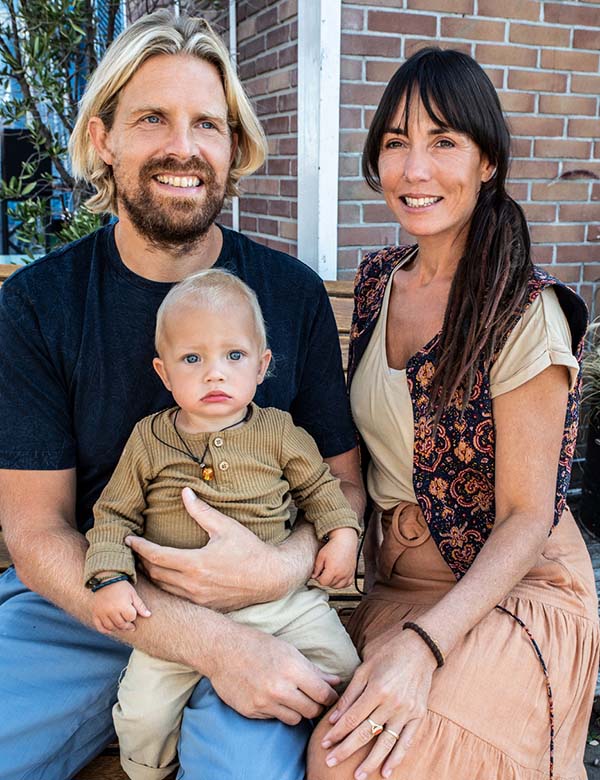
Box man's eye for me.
[184,354,199,364]
[143,115,161,124]
[200,120,215,130]
[228,351,243,361]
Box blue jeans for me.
[0,567,311,780]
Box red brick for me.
[366,60,401,83]
[255,7,278,33]
[339,156,360,176]
[509,23,570,47]
[507,182,528,200]
[523,203,558,221]
[405,38,472,57]
[341,33,401,58]
[509,116,564,137]
[240,215,257,233]
[340,107,362,130]
[476,43,537,67]
[257,217,279,236]
[243,196,269,215]
[237,17,257,42]
[339,226,399,246]
[255,95,278,116]
[338,179,382,201]
[530,224,586,243]
[407,0,473,11]
[509,160,559,179]
[538,264,581,283]
[562,162,600,179]
[268,199,292,218]
[560,203,600,221]
[338,248,362,274]
[499,91,536,113]
[571,74,600,94]
[579,284,593,310]
[341,57,363,80]
[368,11,436,36]
[263,115,289,134]
[556,245,599,263]
[239,35,267,60]
[280,179,296,198]
[340,82,385,108]
[484,68,504,88]
[277,92,296,112]
[267,70,292,92]
[339,130,368,153]
[541,49,599,73]
[568,118,600,139]
[544,3,600,27]
[279,0,296,22]
[594,183,600,201]
[342,7,365,31]
[532,181,591,202]
[441,17,505,41]
[573,29,600,50]
[278,137,296,156]
[363,203,396,223]
[478,0,540,20]
[584,262,600,279]
[338,203,361,223]
[278,44,297,68]
[512,137,533,156]
[531,245,555,264]
[266,24,290,49]
[279,221,297,241]
[243,178,278,196]
[255,51,278,75]
[536,139,592,159]
[539,95,598,116]
[508,69,567,92]
[266,158,290,176]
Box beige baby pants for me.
[113,585,360,780]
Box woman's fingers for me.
[324,708,392,769]
[327,668,368,725]
[381,718,422,777]
[354,726,404,780]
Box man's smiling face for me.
[90,53,237,248]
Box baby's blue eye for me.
[228,351,243,361]
[184,354,199,364]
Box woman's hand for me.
[320,628,438,779]
[125,487,317,612]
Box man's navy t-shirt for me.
[0,224,355,532]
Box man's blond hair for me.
[69,10,267,215]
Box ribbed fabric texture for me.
[84,403,360,584]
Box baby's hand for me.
[312,527,359,589]
[91,580,151,634]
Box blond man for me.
[0,11,363,780]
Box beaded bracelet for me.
[402,621,445,668]
[88,574,131,593]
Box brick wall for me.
[337,0,600,320]
[234,0,298,255]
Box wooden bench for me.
[0,261,361,779]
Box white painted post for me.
[297,0,342,280]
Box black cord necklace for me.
[150,405,251,482]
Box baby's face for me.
[153,301,271,430]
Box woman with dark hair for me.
[308,48,598,780]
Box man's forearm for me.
[12,524,233,675]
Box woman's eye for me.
[436,138,455,148]
[384,139,405,149]
[228,351,243,361]
[143,115,161,124]
[200,120,215,130]
[184,354,199,364]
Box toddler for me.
[84,269,361,780]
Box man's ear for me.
[153,357,171,391]
[88,117,114,166]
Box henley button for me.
[218,461,229,471]
[214,437,223,447]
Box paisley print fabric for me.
[349,246,588,580]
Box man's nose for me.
[163,122,198,159]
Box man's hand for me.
[126,487,306,612]
[205,620,340,723]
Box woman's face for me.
[378,95,494,249]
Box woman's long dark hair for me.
[363,48,532,415]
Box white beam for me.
[297,0,341,280]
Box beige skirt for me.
[348,504,599,780]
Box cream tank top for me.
[350,264,579,510]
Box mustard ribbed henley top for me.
[84,403,360,584]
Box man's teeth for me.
[404,196,441,208]
[155,175,201,188]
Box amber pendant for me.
[201,466,214,482]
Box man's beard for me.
[115,157,226,250]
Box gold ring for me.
[383,727,400,740]
[367,717,384,737]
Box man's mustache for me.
[140,157,217,182]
